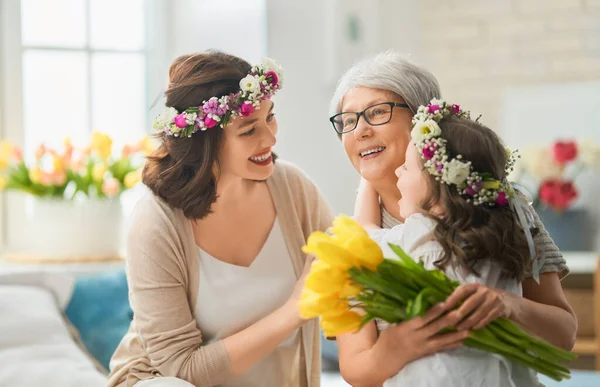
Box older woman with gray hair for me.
[329,50,577,386]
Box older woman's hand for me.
[443,282,512,331]
[377,302,471,370]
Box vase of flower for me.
[0,132,156,261]
[516,139,599,252]
[26,196,124,260]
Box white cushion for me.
[0,285,106,387]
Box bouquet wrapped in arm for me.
[298,215,577,381]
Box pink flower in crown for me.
[240,102,255,117]
[422,147,436,159]
[265,71,279,87]
[204,116,218,129]
[495,191,509,206]
[427,104,440,114]
[450,104,461,114]
[174,113,188,128]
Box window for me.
[20,0,147,154]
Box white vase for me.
[24,196,124,260]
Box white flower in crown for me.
[445,158,471,185]
[240,75,260,95]
[152,106,179,131]
[411,119,441,143]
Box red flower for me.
[538,179,578,212]
[552,141,577,165]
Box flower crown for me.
[152,58,283,138]
[411,99,517,207]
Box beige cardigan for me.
[107,160,334,387]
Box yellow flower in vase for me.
[91,132,113,160]
[29,167,42,184]
[92,163,107,182]
[124,169,142,189]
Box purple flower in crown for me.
[174,113,188,128]
[217,103,228,116]
[265,71,279,87]
[450,104,461,114]
[495,191,509,206]
[203,98,220,115]
[240,102,255,117]
[427,104,440,114]
[436,161,444,173]
[465,181,483,196]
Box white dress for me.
[369,213,538,387]
[195,218,300,387]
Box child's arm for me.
[354,178,381,230]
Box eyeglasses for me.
[329,102,411,134]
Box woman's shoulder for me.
[127,190,188,247]
[271,159,315,187]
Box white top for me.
[195,218,300,387]
[369,213,538,387]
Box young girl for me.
[345,100,539,386]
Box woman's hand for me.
[375,302,471,371]
[443,282,512,331]
[283,256,315,327]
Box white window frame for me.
[0,0,170,251]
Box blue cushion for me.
[65,269,132,371]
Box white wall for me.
[265,0,421,215]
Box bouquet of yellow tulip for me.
[298,215,577,381]
[0,132,156,199]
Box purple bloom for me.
[174,113,188,128]
[217,104,228,116]
[450,104,461,114]
[427,104,440,114]
[203,98,219,115]
[436,162,443,172]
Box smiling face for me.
[340,87,414,184]
[395,141,431,219]
[218,100,278,181]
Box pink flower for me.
[102,178,120,197]
[427,104,440,114]
[174,113,188,128]
[204,116,218,128]
[494,191,509,206]
[539,179,578,211]
[450,104,460,114]
[552,141,577,165]
[422,147,435,159]
[240,102,255,117]
[52,170,67,186]
[265,71,278,86]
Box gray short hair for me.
[329,50,441,116]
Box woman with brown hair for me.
[107,51,333,387]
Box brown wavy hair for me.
[143,51,261,219]
[419,116,534,281]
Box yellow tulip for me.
[139,136,157,156]
[92,163,107,182]
[91,132,113,159]
[0,142,13,170]
[29,167,42,184]
[307,241,358,270]
[339,281,363,298]
[330,214,369,241]
[52,155,64,171]
[344,235,383,271]
[482,180,501,190]
[304,260,348,293]
[321,310,363,337]
[124,169,142,189]
[298,288,347,319]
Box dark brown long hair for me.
[143,51,251,219]
[419,116,533,280]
